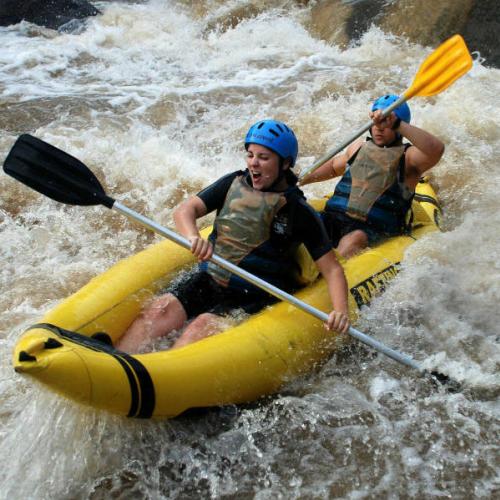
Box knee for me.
[338,230,368,259]
[183,313,221,341]
[141,293,180,321]
[189,312,217,329]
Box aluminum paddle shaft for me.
[113,201,423,373]
[3,129,459,387]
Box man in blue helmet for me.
[117,119,350,353]
[300,94,444,258]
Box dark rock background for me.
[0,0,100,30]
[0,0,497,67]
[309,0,499,68]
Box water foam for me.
[0,1,498,498]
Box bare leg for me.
[172,312,226,349]
[116,293,187,353]
[337,229,368,259]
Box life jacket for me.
[201,173,304,293]
[325,139,414,234]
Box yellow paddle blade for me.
[404,34,473,99]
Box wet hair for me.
[278,157,298,186]
[285,167,299,186]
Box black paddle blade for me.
[3,134,114,208]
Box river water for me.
[0,1,498,498]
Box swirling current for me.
[0,1,498,498]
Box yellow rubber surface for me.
[12,180,440,418]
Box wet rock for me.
[308,0,353,48]
[0,0,100,30]
[309,0,500,68]
[378,0,475,48]
[461,0,500,68]
[201,0,309,35]
[378,0,500,68]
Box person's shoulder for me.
[198,169,244,200]
[350,139,365,151]
[290,195,331,248]
[208,169,246,190]
[292,194,322,220]
[346,139,364,159]
[217,169,245,182]
[284,185,306,205]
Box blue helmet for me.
[245,119,298,167]
[372,94,411,124]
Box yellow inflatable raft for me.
[12,180,440,418]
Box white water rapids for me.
[0,1,498,498]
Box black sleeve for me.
[196,170,244,214]
[292,199,333,261]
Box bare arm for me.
[371,110,445,186]
[173,195,213,261]
[299,141,361,186]
[315,251,350,334]
[299,153,347,186]
[398,120,445,181]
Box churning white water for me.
[0,1,498,498]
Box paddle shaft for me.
[299,35,472,181]
[299,96,405,180]
[2,132,424,372]
[114,201,423,373]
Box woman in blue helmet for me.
[117,119,350,353]
[300,94,445,258]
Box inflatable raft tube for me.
[12,179,440,418]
